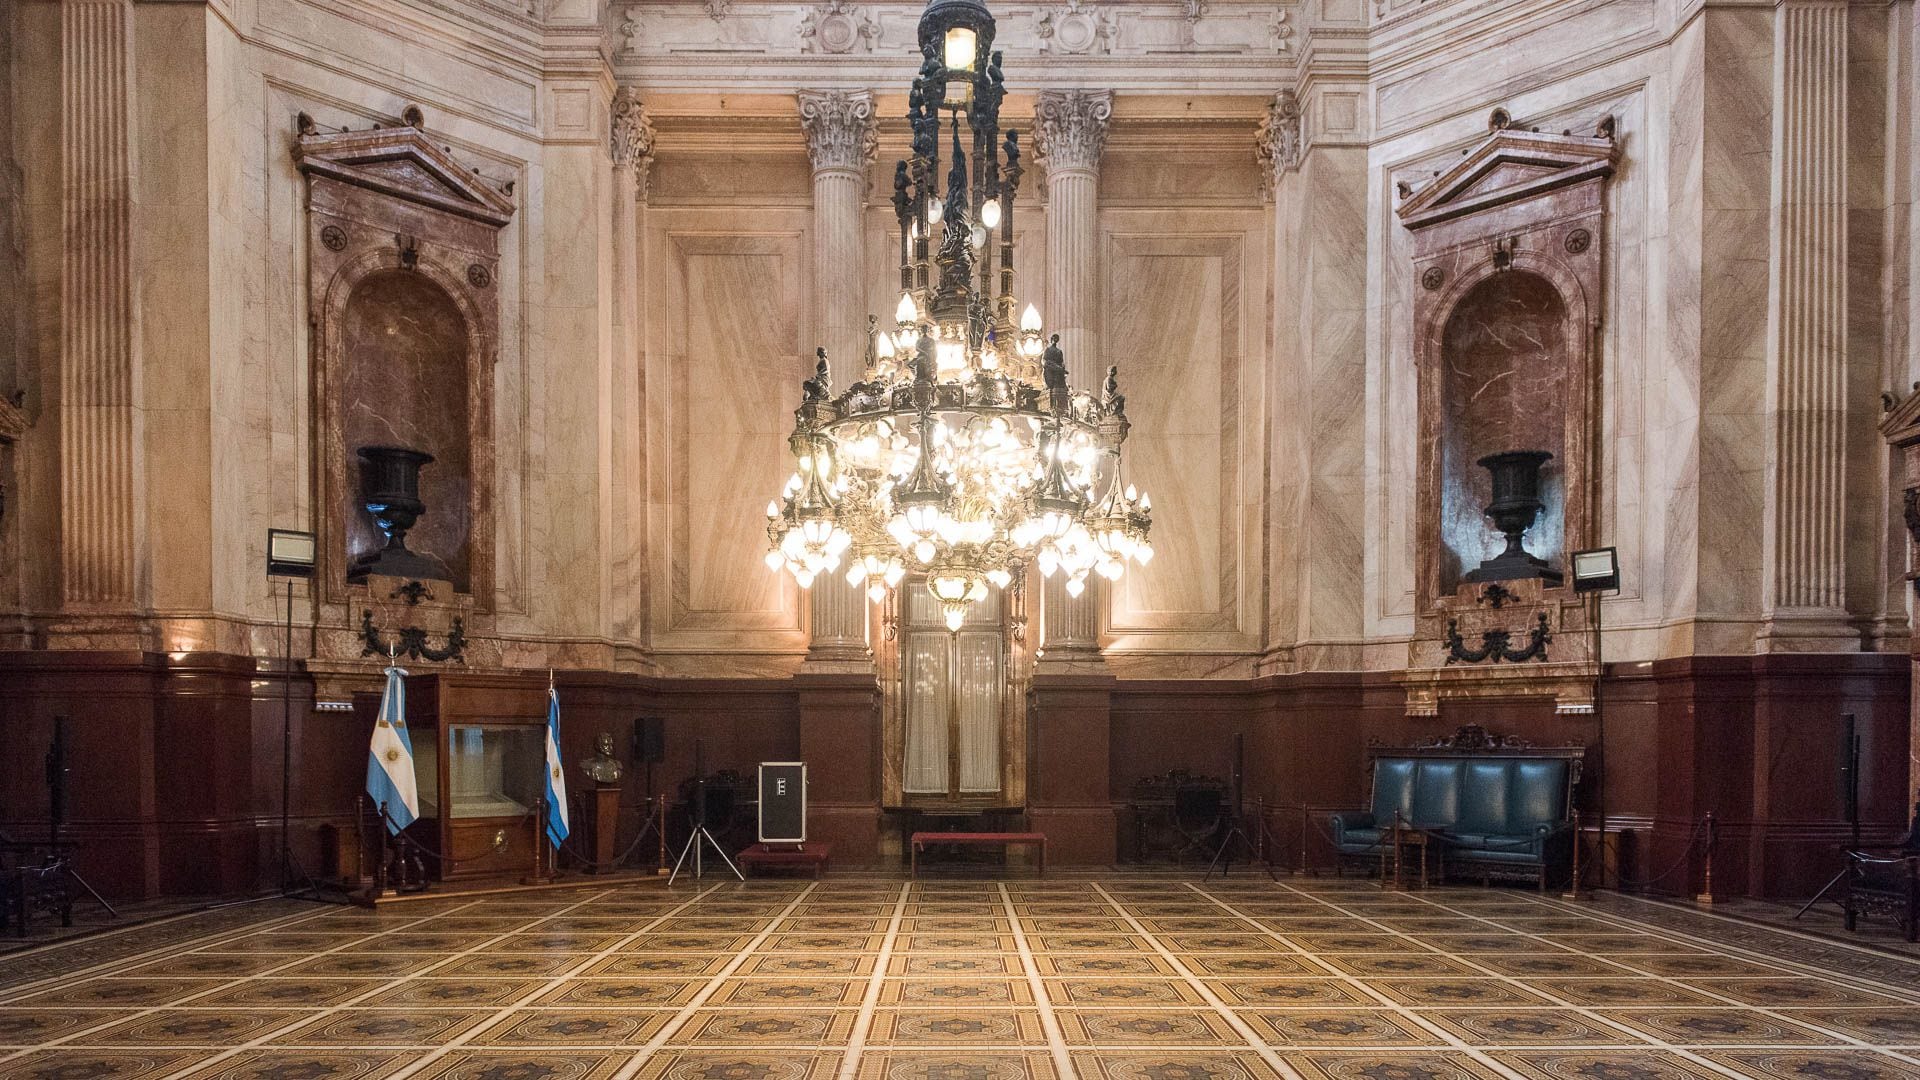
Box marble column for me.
[1760,0,1853,651]
[60,0,143,608]
[610,87,654,656]
[798,89,877,666]
[1033,89,1112,667]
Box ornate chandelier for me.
[765,0,1153,631]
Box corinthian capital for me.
[1033,89,1114,181]
[797,89,878,174]
[1253,89,1301,199]
[610,86,656,193]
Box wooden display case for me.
[402,672,548,881]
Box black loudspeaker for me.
[46,715,70,843]
[634,717,665,764]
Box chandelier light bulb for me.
[944,607,966,631]
[1064,574,1086,598]
[876,332,895,359]
[896,293,919,324]
[928,199,945,225]
[1020,304,1042,332]
[765,550,784,570]
[970,224,987,249]
[868,582,889,603]
[981,198,1002,229]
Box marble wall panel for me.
[1098,214,1267,663]
[648,219,813,666]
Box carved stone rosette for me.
[1032,89,1113,182]
[797,89,878,175]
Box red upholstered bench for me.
[909,832,1046,877]
[737,842,832,879]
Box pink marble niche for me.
[339,270,473,589]
[1438,271,1568,592]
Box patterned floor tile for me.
[1695,1050,1920,1079]
[6,979,230,1008]
[1031,955,1179,976]
[0,1010,122,1046]
[531,979,706,1006]
[1528,979,1721,1007]
[876,980,1035,1006]
[1238,1010,1438,1047]
[1180,955,1315,976]
[1054,1009,1241,1045]
[1601,1008,1847,1046]
[466,1008,675,1046]
[1205,980,1375,1007]
[359,978,546,1007]
[865,1010,1048,1045]
[1466,954,1636,978]
[669,1010,858,1046]
[631,1050,843,1080]
[901,935,1020,953]
[709,979,868,1006]
[1783,1009,1920,1044]
[185,979,387,1008]
[1278,1050,1509,1080]
[739,954,878,976]
[889,955,1021,976]
[0,1050,219,1079]
[587,954,736,976]
[432,953,580,977]
[1043,979,1207,1005]
[1315,954,1481,977]
[1069,1050,1288,1080]
[179,1049,417,1079]
[117,953,295,978]
[1365,977,1554,1006]
[1681,978,1905,1007]
[1418,1009,1649,1046]
[1487,1050,1734,1080]
[267,1008,492,1046]
[854,1050,1059,1080]
[408,1050,634,1080]
[76,1010,305,1047]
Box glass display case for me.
[381,673,551,881]
[446,724,541,818]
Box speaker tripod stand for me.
[1204,807,1278,881]
[668,746,743,885]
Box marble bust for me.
[580,732,624,785]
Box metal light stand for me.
[668,741,743,885]
[1567,546,1621,901]
[1206,733,1278,882]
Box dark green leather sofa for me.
[1329,727,1584,890]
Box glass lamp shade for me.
[944,26,978,70]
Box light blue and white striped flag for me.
[543,687,570,847]
[366,664,419,833]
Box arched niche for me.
[1437,270,1569,593]
[339,269,473,589]
[1393,112,1615,713]
[295,116,513,612]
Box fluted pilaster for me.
[610,88,652,645]
[1034,89,1112,664]
[799,89,878,665]
[1761,0,1852,650]
[61,0,142,607]
[1033,89,1111,385]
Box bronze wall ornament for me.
[360,609,467,663]
[1443,611,1552,664]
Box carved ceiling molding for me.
[613,1,1300,82]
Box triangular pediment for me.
[1397,122,1615,231]
[1880,385,1920,446]
[294,121,516,227]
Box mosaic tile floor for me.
[3,876,1919,1080]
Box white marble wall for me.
[2,0,1912,681]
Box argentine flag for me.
[365,664,419,833]
[543,687,570,847]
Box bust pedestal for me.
[585,781,622,872]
